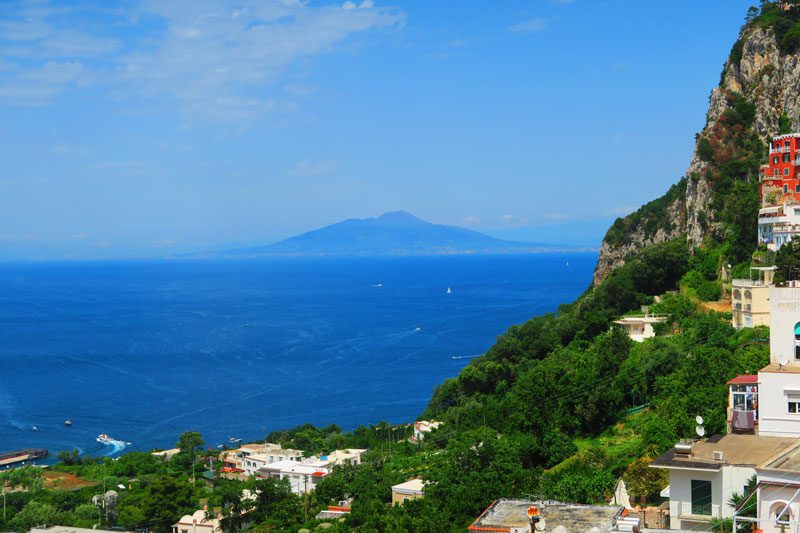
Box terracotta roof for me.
[727,374,759,385]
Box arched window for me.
[744,290,752,300]
[770,501,793,526]
[795,322,800,359]
[733,289,741,300]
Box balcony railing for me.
[732,278,770,287]
[678,501,720,519]
[771,146,793,153]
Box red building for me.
[760,133,800,204]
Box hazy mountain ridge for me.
[216,211,578,257]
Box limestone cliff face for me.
[593,25,800,286]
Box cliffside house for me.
[612,315,666,342]
[411,420,441,442]
[171,509,223,533]
[731,267,775,329]
[391,478,425,505]
[221,443,305,477]
[257,459,328,495]
[650,434,796,531]
[255,449,365,495]
[760,133,800,207]
[658,282,800,531]
[467,500,636,532]
[759,203,800,251]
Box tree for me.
[176,431,205,456]
[623,456,668,503]
[10,501,59,531]
[776,239,800,282]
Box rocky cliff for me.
[593,14,800,285]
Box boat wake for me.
[451,354,481,360]
[97,434,131,455]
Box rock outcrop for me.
[593,24,800,285]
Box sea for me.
[0,253,596,460]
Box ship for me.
[0,448,49,467]
[97,433,114,444]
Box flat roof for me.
[468,500,621,532]
[762,442,800,471]
[651,434,796,470]
[613,316,667,325]
[392,478,425,494]
[760,363,800,374]
[727,374,758,385]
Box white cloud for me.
[462,216,481,225]
[0,0,404,120]
[508,17,549,33]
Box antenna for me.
[695,415,706,438]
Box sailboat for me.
[446,287,452,295]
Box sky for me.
[0,0,757,259]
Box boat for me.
[97,434,114,444]
[0,448,49,467]
[64,420,73,427]
[446,287,452,294]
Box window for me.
[787,168,791,175]
[785,154,791,162]
[731,384,758,416]
[691,480,712,515]
[787,141,791,147]
[786,184,790,193]
[775,156,781,164]
[795,185,800,193]
[795,322,800,359]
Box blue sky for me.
[0,0,755,259]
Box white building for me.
[171,510,223,533]
[731,267,775,329]
[258,459,328,495]
[757,285,800,438]
[650,434,796,531]
[759,203,800,251]
[411,420,441,442]
[612,315,667,342]
[391,478,425,505]
[231,443,304,477]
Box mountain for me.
[221,211,567,257]
[594,6,800,284]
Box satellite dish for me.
[696,425,706,438]
[695,415,704,425]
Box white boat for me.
[97,434,114,444]
[446,287,452,294]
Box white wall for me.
[769,287,800,365]
[758,372,800,438]
[667,466,753,530]
[756,470,800,533]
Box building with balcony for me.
[727,374,759,433]
[612,314,667,342]
[171,510,223,533]
[650,434,796,531]
[222,443,305,477]
[759,203,800,250]
[731,267,775,328]
[760,134,800,206]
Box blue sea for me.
[0,253,595,459]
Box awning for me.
[660,485,670,498]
